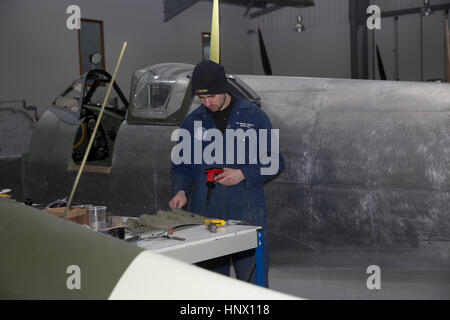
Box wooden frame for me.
[68,164,112,174]
[77,18,106,75]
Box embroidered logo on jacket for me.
[236,121,255,129]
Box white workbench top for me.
[133,224,261,264]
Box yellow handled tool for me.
[204,219,249,233]
[204,219,226,233]
[204,219,226,227]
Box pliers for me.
[160,227,185,241]
[126,226,186,242]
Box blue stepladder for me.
[256,228,265,287]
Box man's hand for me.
[169,190,187,209]
[215,168,245,187]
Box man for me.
[169,60,284,286]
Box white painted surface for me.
[108,250,301,300]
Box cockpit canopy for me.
[127,63,262,125]
[128,63,194,124]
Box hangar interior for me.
[2,0,450,116]
[1,0,450,300]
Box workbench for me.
[131,224,266,287]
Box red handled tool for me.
[204,168,224,207]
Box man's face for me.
[198,93,226,112]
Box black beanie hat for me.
[192,60,229,95]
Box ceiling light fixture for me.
[421,0,432,16]
[294,15,305,32]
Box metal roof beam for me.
[244,0,255,17]
[163,0,200,22]
[249,5,282,19]
[249,0,314,19]
[381,3,450,18]
[163,0,315,22]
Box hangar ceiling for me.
[163,0,315,22]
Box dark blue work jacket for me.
[171,95,284,229]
